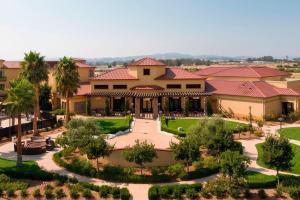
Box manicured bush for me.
[148,186,159,200]
[33,188,42,198]
[172,185,183,199]
[258,189,267,199]
[44,189,54,199]
[200,188,211,199]
[288,186,300,199]
[6,188,15,197]
[55,188,66,199]
[186,188,197,199]
[20,189,27,197]
[99,185,110,198]
[275,184,283,198]
[158,185,171,198]
[120,188,131,200]
[44,184,54,191]
[70,189,79,199]
[167,163,186,177]
[82,188,92,198]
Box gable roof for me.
[91,68,138,80]
[155,67,206,80]
[128,57,166,66]
[206,80,300,98]
[195,66,289,78]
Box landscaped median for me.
[0,158,131,199]
[95,115,133,134]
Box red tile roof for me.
[76,84,91,96]
[91,68,138,80]
[2,60,94,69]
[206,80,300,98]
[130,85,164,90]
[128,57,166,66]
[156,68,206,80]
[195,66,289,78]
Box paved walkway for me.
[108,118,178,149]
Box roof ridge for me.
[253,81,278,97]
[247,66,262,77]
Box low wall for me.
[99,149,177,167]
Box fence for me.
[0,118,57,139]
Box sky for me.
[1,0,300,60]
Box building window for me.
[113,85,127,89]
[89,69,94,77]
[0,84,4,91]
[0,70,4,77]
[167,84,181,89]
[94,85,108,89]
[143,68,150,75]
[186,84,201,89]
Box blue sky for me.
[1,0,300,59]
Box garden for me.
[0,158,130,200]
[54,117,244,183]
[160,115,252,137]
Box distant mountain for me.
[86,52,251,65]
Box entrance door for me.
[141,98,152,112]
[282,102,294,115]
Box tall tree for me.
[123,140,157,175]
[21,51,48,135]
[39,84,52,111]
[262,135,294,186]
[220,150,250,183]
[85,137,113,172]
[54,57,80,124]
[3,78,34,167]
[170,137,200,172]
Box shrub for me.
[158,185,170,198]
[120,188,131,200]
[275,184,283,198]
[258,189,267,199]
[55,188,66,199]
[70,189,79,199]
[44,184,54,191]
[200,188,211,199]
[82,188,92,198]
[33,188,42,198]
[99,185,110,198]
[205,177,228,198]
[257,120,264,127]
[190,183,202,192]
[111,187,120,199]
[288,186,300,199]
[172,185,183,199]
[148,186,159,200]
[44,189,54,199]
[186,188,197,199]
[167,163,186,177]
[6,188,15,197]
[20,189,27,197]
[228,185,240,198]
[201,156,219,169]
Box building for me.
[70,58,300,120]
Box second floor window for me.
[94,85,108,89]
[186,84,201,89]
[113,85,127,89]
[143,68,150,75]
[167,84,181,89]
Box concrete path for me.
[108,118,178,149]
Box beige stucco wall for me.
[0,68,21,90]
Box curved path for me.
[0,119,209,200]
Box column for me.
[203,96,207,116]
[152,97,158,119]
[135,97,140,118]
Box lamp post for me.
[278,117,284,133]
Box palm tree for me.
[21,51,48,136]
[54,57,80,124]
[3,78,34,167]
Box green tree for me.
[21,51,48,135]
[220,150,250,183]
[123,140,157,175]
[39,84,52,111]
[170,137,200,172]
[262,135,294,185]
[3,78,34,167]
[54,57,80,124]
[85,137,113,172]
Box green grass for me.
[279,127,300,141]
[256,143,300,174]
[245,171,277,188]
[165,118,248,135]
[95,118,131,134]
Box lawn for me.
[256,143,300,174]
[95,117,131,134]
[164,118,248,135]
[279,127,300,141]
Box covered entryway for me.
[141,98,153,113]
[282,102,294,115]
